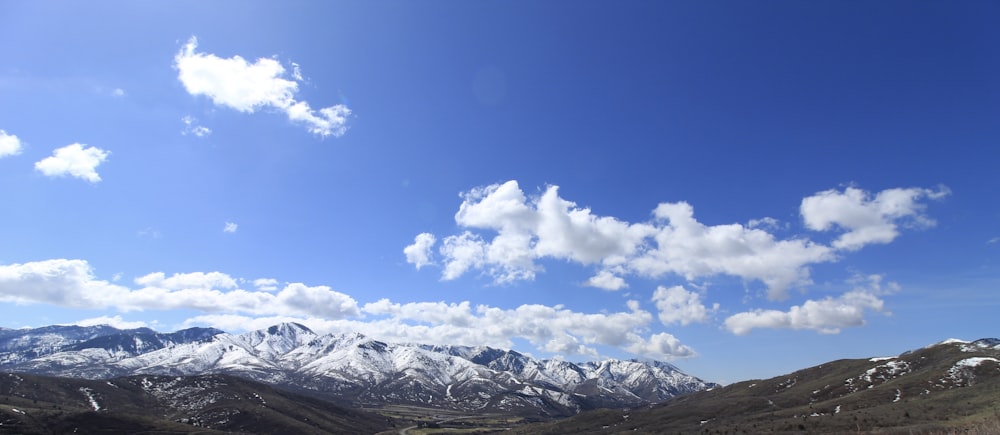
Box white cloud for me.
[412,181,834,299]
[635,201,833,300]
[181,115,212,137]
[0,260,359,319]
[34,143,110,183]
[174,37,351,137]
[747,217,783,230]
[68,315,147,330]
[2,258,698,360]
[626,332,696,359]
[0,130,23,158]
[253,278,279,292]
[285,101,351,138]
[134,271,239,291]
[223,221,238,233]
[0,259,130,307]
[403,233,436,269]
[801,186,950,251]
[111,88,126,97]
[652,285,717,326]
[137,227,163,239]
[439,232,488,280]
[410,181,945,300]
[585,270,628,291]
[723,289,887,335]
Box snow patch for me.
[935,338,970,346]
[943,357,999,385]
[79,387,100,411]
[955,357,999,368]
[869,356,896,362]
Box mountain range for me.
[0,322,713,417]
[3,324,998,433]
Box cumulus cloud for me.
[722,275,895,335]
[34,143,109,183]
[409,181,832,298]
[403,233,436,269]
[652,285,718,326]
[439,232,488,280]
[2,257,700,360]
[636,201,833,299]
[174,37,351,137]
[0,259,129,307]
[223,221,238,233]
[0,260,359,319]
[801,186,950,251]
[408,181,946,300]
[626,332,696,359]
[585,270,628,291]
[0,130,23,158]
[181,115,212,137]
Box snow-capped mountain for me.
[0,323,714,416]
[0,324,222,367]
[421,344,707,403]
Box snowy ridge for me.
[0,323,714,416]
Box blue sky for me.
[1,1,998,384]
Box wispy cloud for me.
[181,115,212,137]
[34,143,110,183]
[137,227,163,239]
[0,130,24,158]
[253,278,279,292]
[174,37,351,137]
[405,181,947,300]
[66,315,147,330]
[223,221,238,233]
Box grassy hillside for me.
[513,339,1000,434]
[0,372,390,434]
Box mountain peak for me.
[266,322,313,336]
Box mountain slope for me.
[515,338,1000,433]
[0,372,390,434]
